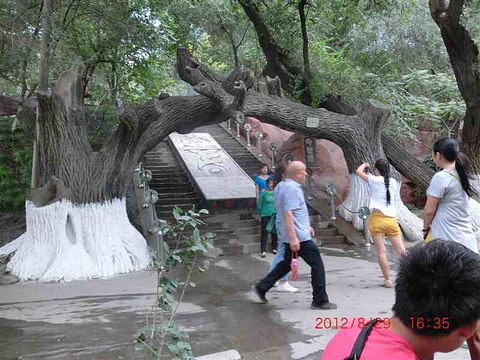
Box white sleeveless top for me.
[367,175,397,217]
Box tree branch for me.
[266,75,283,97]
[448,0,464,22]
[298,0,312,79]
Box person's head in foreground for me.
[322,240,480,359]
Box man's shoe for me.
[261,252,266,258]
[277,282,299,293]
[254,284,268,304]
[311,301,337,310]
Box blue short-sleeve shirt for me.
[255,175,272,193]
[276,178,311,243]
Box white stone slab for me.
[169,133,256,200]
[196,349,241,360]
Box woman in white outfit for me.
[356,159,406,288]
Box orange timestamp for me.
[409,317,450,330]
[314,317,391,330]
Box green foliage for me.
[376,69,465,140]
[347,0,451,74]
[0,118,32,210]
[136,206,214,359]
[423,154,439,172]
[309,40,375,107]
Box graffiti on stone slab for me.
[169,132,256,200]
[177,134,229,174]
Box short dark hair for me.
[393,240,480,335]
[273,162,287,187]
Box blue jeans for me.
[269,241,289,282]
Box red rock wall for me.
[245,118,425,206]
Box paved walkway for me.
[0,244,471,359]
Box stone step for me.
[243,242,264,254]
[146,165,183,170]
[236,234,261,245]
[150,174,189,180]
[177,218,259,231]
[320,235,348,245]
[314,228,338,237]
[171,218,260,233]
[153,186,196,193]
[181,225,261,238]
[233,159,263,165]
[150,180,191,187]
[144,155,177,160]
[156,197,201,205]
[207,208,256,215]
[201,213,255,223]
[149,176,190,186]
[311,220,330,229]
[144,154,176,159]
[157,192,197,199]
[220,244,246,256]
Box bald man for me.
[254,161,337,309]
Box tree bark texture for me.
[32,0,52,189]
[7,49,428,242]
[177,49,424,240]
[237,0,312,105]
[237,0,437,194]
[429,0,480,173]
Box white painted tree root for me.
[0,199,150,282]
[338,174,423,242]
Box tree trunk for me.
[32,0,52,189]
[0,53,250,281]
[462,107,480,174]
[429,0,480,174]
[382,133,435,192]
[298,0,312,80]
[237,0,312,105]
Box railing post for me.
[236,122,240,138]
[255,132,263,157]
[358,206,371,248]
[268,141,278,169]
[227,119,231,131]
[326,182,336,221]
[137,164,167,266]
[244,123,252,146]
[283,153,294,164]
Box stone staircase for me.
[144,140,203,220]
[143,125,348,255]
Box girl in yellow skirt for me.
[356,159,406,288]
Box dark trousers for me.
[257,240,329,304]
[260,216,278,252]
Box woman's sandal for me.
[384,279,393,288]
